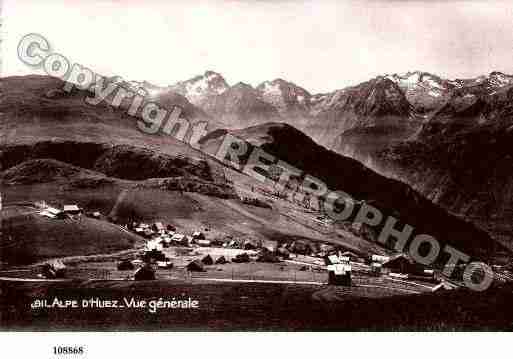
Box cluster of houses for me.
[116,259,159,281]
[39,260,67,279]
[131,221,274,253]
[37,201,106,221]
[33,201,441,287]
[108,224,287,280]
[38,202,82,219]
[127,221,285,272]
[322,251,442,287]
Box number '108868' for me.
[53,346,84,355]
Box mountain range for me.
[3,68,512,251]
[132,69,513,246]
[1,74,506,262]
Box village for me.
[5,199,461,296]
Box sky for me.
[3,0,513,93]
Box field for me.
[2,278,513,330]
[0,179,500,331]
[1,177,390,268]
[2,160,509,331]
[1,205,143,265]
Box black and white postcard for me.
[1,0,512,347]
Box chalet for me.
[276,247,290,259]
[215,256,228,264]
[157,260,173,269]
[210,239,224,247]
[171,233,187,246]
[192,231,206,241]
[256,249,280,263]
[197,239,211,247]
[371,262,383,276]
[142,249,166,262]
[39,206,63,219]
[63,205,81,215]
[243,239,259,250]
[327,262,351,286]
[371,254,390,263]
[152,222,165,233]
[324,254,341,265]
[263,240,278,252]
[320,244,335,253]
[171,233,185,242]
[201,254,214,265]
[232,252,250,263]
[134,265,156,281]
[41,260,66,279]
[117,260,135,271]
[290,241,313,255]
[186,260,205,272]
[341,251,361,262]
[159,235,172,246]
[145,240,163,252]
[382,254,416,274]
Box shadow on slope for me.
[200,122,508,261]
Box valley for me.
[1,73,512,330]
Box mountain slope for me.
[170,70,513,246]
[306,76,418,167]
[198,82,282,128]
[0,75,392,263]
[377,80,513,248]
[200,122,504,261]
[3,73,512,259]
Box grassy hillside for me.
[1,207,143,265]
[200,123,508,261]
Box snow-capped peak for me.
[256,79,311,112]
[261,81,282,96]
[385,71,445,91]
[104,76,164,97]
[170,70,229,105]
